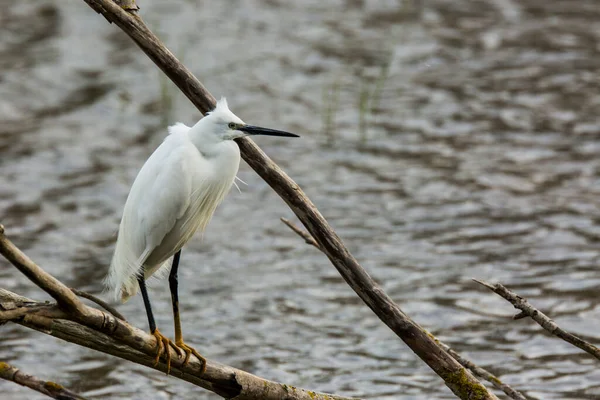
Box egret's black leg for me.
[168,250,182,341]
[168,250,206,372]
[138,276,156,333]
[138,275,177,373]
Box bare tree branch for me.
[0,225,357,400]
[474,279,600,361]
[76,2,497,398]
[0,361,89,400]
[282,218,527,400]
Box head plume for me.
[205,97,244,125]
[214,97,229,112]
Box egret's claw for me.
[176,340,207,374]
[171,342,185,360]
[151,329,177,374]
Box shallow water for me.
[1,0,600,399]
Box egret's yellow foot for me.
[152,329,183,375]
[176,340,207,373]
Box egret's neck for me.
[187,121,241,188]
[187,119,229,158]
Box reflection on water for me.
[1,0,600,399]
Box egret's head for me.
[205,97,299,141]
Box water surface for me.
[1,1,600,399]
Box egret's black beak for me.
[239,125,299,138]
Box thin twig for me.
[70,288,126,321]
[280,218,320,249]
[473,279,600,361]
[0,361,89,400]
[283,219,526,399]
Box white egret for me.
[106,98,299,373]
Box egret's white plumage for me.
[107,98,244,301]
[105,98,298,372]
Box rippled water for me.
[2,0,600,399]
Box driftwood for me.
[77,1,497,398]
[474,279,600,361]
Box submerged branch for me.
[78,1,496,398]
[474,279,600,361]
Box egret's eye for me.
[228,122,237,130]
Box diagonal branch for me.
[0,361,89,400]
[79,2,496,398]
[474,279,600,361]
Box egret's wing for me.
[107,126,198,300]
[135,140,199,267]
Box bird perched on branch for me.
[106,98,299,373]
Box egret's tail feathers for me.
[116,258,170,303]
[108,256,173,304]
[120,279,138,303]
[106,223,148,302]
[105,268,139,303]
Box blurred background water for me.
[1,0,600,399]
